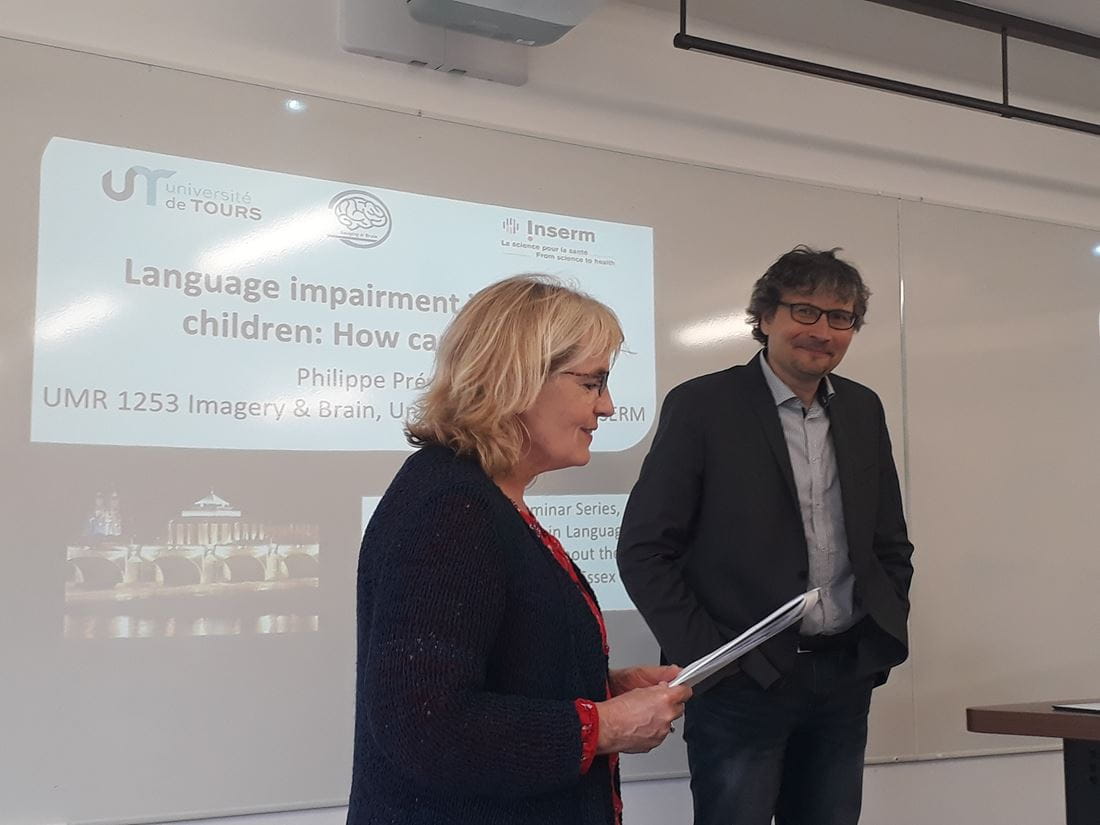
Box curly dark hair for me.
[746,245,870,345]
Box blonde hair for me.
[406,274,623,478]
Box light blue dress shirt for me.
[759,353,864,636]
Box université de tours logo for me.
[329,189,392,249]
[101,166,176,206]
[100,163,262,221]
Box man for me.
[617,246,913,825]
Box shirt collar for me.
[758,349,835,408]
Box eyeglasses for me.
[777,301,859,331]
[561,370,609,396]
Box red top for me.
[517,507,623,825]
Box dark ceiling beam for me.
[864,0,1100,59]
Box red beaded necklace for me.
[512,502,622,825]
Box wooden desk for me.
[967,700,1100,825]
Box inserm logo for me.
[329,190,392,249]
[527,219,596,243]
[501,217,521,234]
[101,166,177,206]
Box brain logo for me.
[328,190,392,248]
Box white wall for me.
[1,1,1089,823]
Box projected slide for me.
[362,494,632,610]
[32,138,655,451]
[65,486,321,639]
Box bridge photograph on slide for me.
[64,485,322,639]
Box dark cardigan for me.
[347,446,618,825]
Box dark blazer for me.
[617,352,913,691]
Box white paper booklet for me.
[669,588,822,688]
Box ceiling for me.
[628,0,1100,39]
[964,0,1100,36]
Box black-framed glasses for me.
[561,370,609,396]
[778,301,859,331]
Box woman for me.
[347,275,691,825]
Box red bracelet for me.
[574,698,600,774]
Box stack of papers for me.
[670,588,822,688]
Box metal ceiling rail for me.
[864,0,1100,60]
[674,0,1100,138]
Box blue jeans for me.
[684,650,874,825]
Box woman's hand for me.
[595,681,693,755]
[609,665,682,696]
